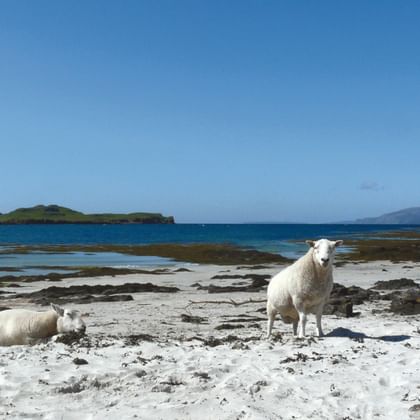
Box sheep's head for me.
[306,239,343,268]
[51,303,86,334]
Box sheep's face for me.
[52,304,86,334]
[59,310,86,334]
[306,239,343,268]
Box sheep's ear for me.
[305,240,316,248]
[51,303,65,316]
[334,240,344,247]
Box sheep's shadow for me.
[326,327,410,342]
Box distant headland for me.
[342,207,420,225]
[0,205,175,224]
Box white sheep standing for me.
[0,303,86,346]
[267,239,343,338]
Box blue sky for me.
[1,1,419,223]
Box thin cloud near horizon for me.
[360,182,385,192]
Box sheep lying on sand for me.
[0,304,86,346]
[267,239,343,338]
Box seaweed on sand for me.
[0,243,290,266]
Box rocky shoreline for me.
[2,268,419,315]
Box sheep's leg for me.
[297,311,307,338]
[267,316,275,339]
[316,308,324,337]
[292,320,298,336]
[266,302,276,339]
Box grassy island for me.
[0,205,175,224]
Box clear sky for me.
[1,1,419,223]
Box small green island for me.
[0,205,175,224]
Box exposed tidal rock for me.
[203,278,269,293]
[0,267,172,285]
[211,274,271,281]
[330,283,380,305]
[390,289,420,315]
[237,265,272,270]
[215,323,245,330]
[322,283,382,317]
[370,278,420,290]
[13,282,179,304]
[181,314,208,324]
[323,300,355,317]
[173,268,193,273]
[33,294,134,306]
[123,334,157,345]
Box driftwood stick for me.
[186,298,266,309]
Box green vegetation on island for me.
[0,205,175,225]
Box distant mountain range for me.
[346,207,420,224]
[0,205,175,224]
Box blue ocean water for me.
[0,223,416,247]
[0,224,417,274]
[0,251,173,276]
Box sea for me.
[0,224,418,276]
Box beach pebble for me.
[57,382,84,394]
[255,380,268,386]
[151,384,172,393]
[231,341,250,350]
[249,384,261,394]
[135,369,147,378]
[73,358,88,365]
[193,372,210,380]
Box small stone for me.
[255,380,268,386]
[152,384,172,393]
[193,372,210,380]
[72,358,88,365]
[231,341,250,350]
[135,369,147,378]
[249,384,261,394]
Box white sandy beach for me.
[1,262,419,420]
